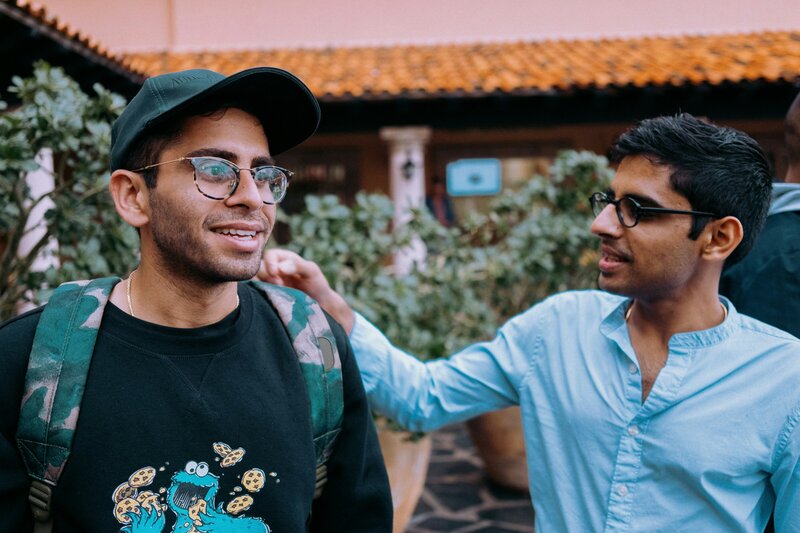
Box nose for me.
[590,203,623,238]
[225,170,263,211]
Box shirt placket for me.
[603,346,692,532]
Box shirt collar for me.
[600,294,740,351]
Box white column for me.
[379,127,432,274]
[16,149,59,314]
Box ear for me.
[109,170,150,228]
[701,216,743,262]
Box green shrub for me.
[278,150,613,357]
[0,63,137,320]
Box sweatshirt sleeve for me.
[310,314,393,533]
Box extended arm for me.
[348,311,531,432]
[260,250,537,433]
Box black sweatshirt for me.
[0,282,392,532]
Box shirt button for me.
[617,484,628,496]
[628,425,640,436]
[628,363,638,374]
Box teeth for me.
[216,229,256,238]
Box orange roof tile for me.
[126,31,800,101]
[9,0,145,80]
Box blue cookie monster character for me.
[122,460,269,533]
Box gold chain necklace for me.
[126,270,136,317]
[126,270,239,319]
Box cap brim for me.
[150,67,320,156]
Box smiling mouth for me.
[172,482,212,509]
[214,228,258,239]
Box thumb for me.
[276,259,298,276]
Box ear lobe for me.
[702,216,743,262]
[109,170,150,228]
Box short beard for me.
[148,192,268,285]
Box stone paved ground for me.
[407,423,535,532]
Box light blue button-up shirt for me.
[350,290,800,532]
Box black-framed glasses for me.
[133,156,294,205]
[589,191,719,228]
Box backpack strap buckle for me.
[29,480,53,521]
[314,464,328,499]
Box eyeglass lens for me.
[191,157,288,204]
[590,193,639,227]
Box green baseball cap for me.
[110,67,320,170]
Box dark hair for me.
[117,105,255,188]
[117,118,186,188]
[609,113,772,265]
[786,92,800,168]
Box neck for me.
[110,264,240,328]
[625,291,726,343]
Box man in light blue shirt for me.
[261,114,800,532]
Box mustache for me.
[600,241,632,261]
[205,215,271,232]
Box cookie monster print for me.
[115,443,271,533]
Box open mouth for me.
[602,252,627,263]
[172,482,212,509]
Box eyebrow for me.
[251,155,276,167]
[607,187,664,208]
[624,193,663,208]
[184,148,276,168]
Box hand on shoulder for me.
[259,249,355,333]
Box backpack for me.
[15,277,343,532]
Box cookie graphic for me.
[112,482,138,503]
[242,468,266,492]
[226,494,253,515]
[213,441,233,457]
[129,466,156,488]
[221,447,245,467]
[188,499,208,524]
[114,497,140,524]
[136,490,160,511]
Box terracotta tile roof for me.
[5,0,145,81]
[127,31,800,101]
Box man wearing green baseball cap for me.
[0,67,392,532]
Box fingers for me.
[260,249,320,282]
[258,248,354,332]
[260,248,297,283]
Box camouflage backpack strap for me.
[16,276,120,530]
[245,280,343,498]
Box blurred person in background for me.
[721,91,800,338]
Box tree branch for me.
[0,173,32,291]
